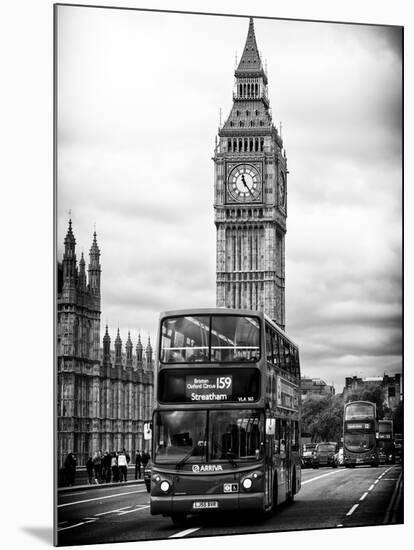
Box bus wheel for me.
[269,479,278,515]
[171,513,187,526]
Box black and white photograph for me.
[54,2,403,547]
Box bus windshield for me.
[154,409,264,464]
[160,315,261,363]
[344,403,375,420]
[344,433,375,452]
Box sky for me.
[56,6,402,392]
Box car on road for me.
[312,442,337,468]
[302,443,317,468]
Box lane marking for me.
[60,491,89,497]
[94,506,131,516]
[368,484,374,491]
[346,504,359,516]
[58,489,146,508]
[337,524,343,527]
[58,521,69,526]
[117,505,150,515]
[58,519,96,532]
[383,471,403,524]
[374,479,379,485]
[381,478,399,481]
[302,469,345,485]
[359,492,368,501]
[169,527,201,538]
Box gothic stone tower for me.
[57,221,154,468]
[57,220,102,465]
[214,18,287,329]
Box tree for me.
[345,384,389,419]
[301,394,344,443]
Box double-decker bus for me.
[378,420,395,464]
[343,401,379,467]
[149,308,301,524]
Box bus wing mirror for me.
[266,418,276,436]
[144,422,152,440]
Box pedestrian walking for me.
[118,450,128,482]
[92,451,102,484]
[142,451,150,468]
[135,451,142,479]
[102,451,112,483]
[86,455,94,485]
[111,452,119,482]
[64,452,77,486]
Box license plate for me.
[192,501,219,509]
[356,458,363,463]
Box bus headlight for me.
[160,480,170,493]
[242,477,252,490]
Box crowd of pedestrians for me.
[86,449,132,484]
[63,449,150,486]
[134,450,150,479]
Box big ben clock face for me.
[227,164,262,202]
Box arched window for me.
[227,139,232,152]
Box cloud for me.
[57,9,402,392]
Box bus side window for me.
[280,420,287,456]
[274,418,281,453]
[292,421,299,451]
[284,343,291,375]
[266,326,272,363]
[272,332,279,368]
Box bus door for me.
[285,420,292,497]
[279,419,288,500]
[265,418,275,508]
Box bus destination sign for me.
[185,375,233,402]
[347,422,371,430]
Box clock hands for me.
[241,174,254,196]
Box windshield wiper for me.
[211,440,238,468]
[175,432,208,470]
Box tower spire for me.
[63,218,77,286]
[235,18,265,80]
[88,229,101,296]
[103,324,111,364]
[115,328,122,366]
[126,330,133,366]
[136,333,143,365]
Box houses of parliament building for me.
[57,220,154,466]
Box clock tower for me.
[214,18,287,329]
